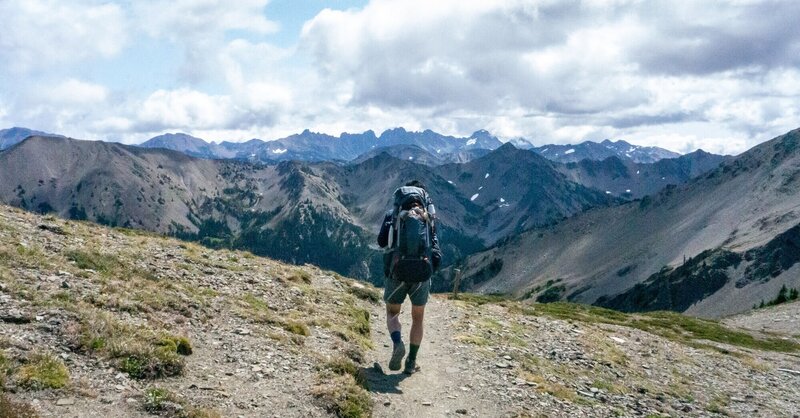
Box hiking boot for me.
[403,357,418,375]
[389,341,405,371]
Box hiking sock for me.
[390,331,402,345]
[408,344,420,361]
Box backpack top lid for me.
[393,186,431,213]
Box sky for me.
[1,0,800,155]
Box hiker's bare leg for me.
[410,304,425,345]
[386,303,402,334]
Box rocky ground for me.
[366,295,800,417]
[2,204,800,417]
[0,205,377,417]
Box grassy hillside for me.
[0,204,380,417]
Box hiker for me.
[377,180,442,374]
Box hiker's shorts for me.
[383,277,431,306]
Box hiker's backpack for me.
[390,186,436,282]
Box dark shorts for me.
[383,277,431,306]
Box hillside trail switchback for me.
[365,296,513,417]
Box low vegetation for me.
[514,302,800,353]
[14,352,70,390]
[0,205,384,416]
[313,357,371,418]
[142,387,222,418]
[69,309,191,379]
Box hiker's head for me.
[402,198,424,211]
[405,180,427,190]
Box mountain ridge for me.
[455,127,800,318]
[0,135,624,284]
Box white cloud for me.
[45,79,109,105]
[0,0,127,72]
[299,0,800,154]
[1,0,798,155]
[137,89,234,130]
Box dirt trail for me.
[365,296,511,418]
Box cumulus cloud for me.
[300,0,800,154]
[1,0,799,155]
[134,86,287,133]
[45,79,109,105]
[137,89,234,130]
[0,0,127,73]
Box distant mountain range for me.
[3,126,694,167]
[530,139,681,164]
[138,128,504,164]
[0,136,630,284]
[455,128,800,318]
[136,128,686,166]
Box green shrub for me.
[15,353,69,390]
[158,336,193,356]
[111,342,184,379]
[142,387,171,413]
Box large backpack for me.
[390,186,435,282]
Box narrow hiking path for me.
[365,295,516,418]
[364,295,800,418]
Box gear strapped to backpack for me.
[389,186,436,282]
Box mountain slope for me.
[557,150,727,199]
[435,143,618,244]
[533,139,681,163]
[350,144,492,166]
[0,136,377,280]
[457,128,800,317]
[0,127,63,150]
[139,133,220,159]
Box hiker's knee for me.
[386,303,401,316]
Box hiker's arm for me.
[377,211,393,248]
